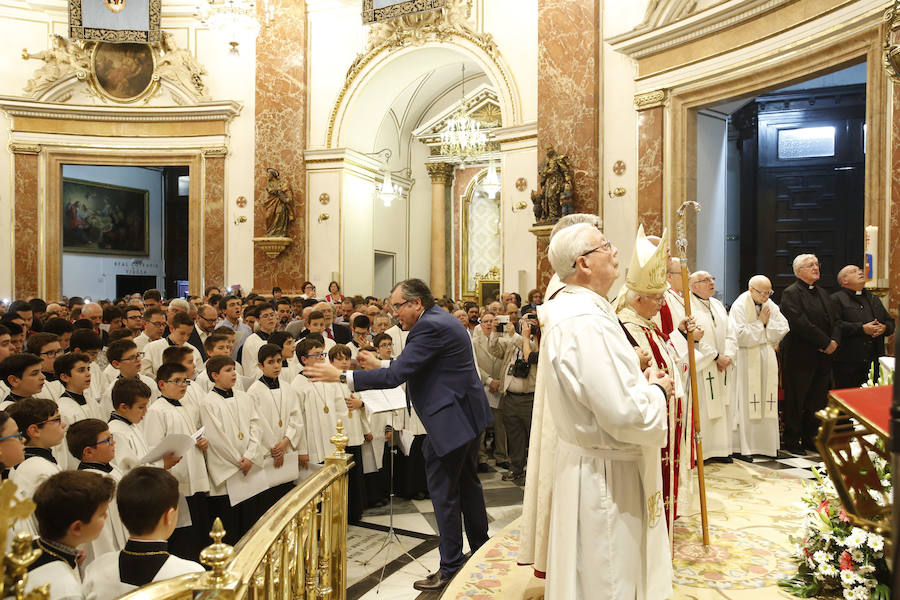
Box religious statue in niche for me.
[531,145,574,224]
[264,168,295,238]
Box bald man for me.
[830,265,894,388]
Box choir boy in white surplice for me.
[326,345,371,523]
[67,419,128,567]
[0,353,46,409]
[99,340,160,418]
[69,329,108,409]
[727,276,789,457]
[542,223,674,600]
[141,312,203,379]
[240,304,279,380]
[83,467,204,600]
[145,363,211,560]
[7,398,64,539]
[54,353,106,470]
[266,331,302,384]
[27,333,65,403]
[246,343,308,512]
[687,271,735,461]
[27,470,115,600]
[199,356,262,545]
[108,378,180,475]
[194,334,247,395]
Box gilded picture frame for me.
[362,0,446,24]
[62,178,150,257]
[89,42,159,103]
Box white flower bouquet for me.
[779,448,892,599]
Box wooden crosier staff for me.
[676,200,710,546]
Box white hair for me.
[169,298,191,313]
[748,275,770,290]
[792,254,816,277]
[548,222,599,281]
[549,213,602,241]
[620,288,640,307]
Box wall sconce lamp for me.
[608,187,627,198]
[511,201,528,213]
[233,216,247,225]
[318,213,330,224]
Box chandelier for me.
[195,0,267,54]
[440,64,489,159]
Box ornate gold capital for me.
[425,162,455,186]
[8,143,41,155]
[634,89,667,110]
[202,146,228,157]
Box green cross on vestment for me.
[750,394,760,411]
[706,371,715,399]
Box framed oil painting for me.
[90,42,157,102]
[62,178,149,256]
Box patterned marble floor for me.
[346,449,820,600]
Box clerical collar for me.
[42,371,58,382]
[109,412,134,426]
[282,360,289,368]
[855,290,863,296]
[24,446,57,464]
[119,540,170,587]
[166,337,178,346]
[213,387,234,398]
[33,538,79,570]
[62,390,87,406]
[162,396,182,407]
[5,392,26,404]
[260,375,280,390]
[256,330,271,340]
[78,461,113,473]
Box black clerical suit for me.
[830,287,894,388]
[780,279,841,450]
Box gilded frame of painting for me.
[62,177,150,257]
[88,42,159,104]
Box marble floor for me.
[345,449,819,599]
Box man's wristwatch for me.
[339,371,347,384]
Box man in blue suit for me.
[306,278,492,591]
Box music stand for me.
[356,389,428,590]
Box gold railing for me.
[119,422,354,600]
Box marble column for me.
[203,148,226,290]
[636,93,666,237]
[253,0,306,292]
[536,0,601,286]
[426,162,454,298]
[10,144,41,299]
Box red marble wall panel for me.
[536,232,552,294]
[254,0,306,292]
[889,84,900,316]
[537,0,600,216]
[637,106,664,237]
[204,155,225,291]
[13,153,39,299]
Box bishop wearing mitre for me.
[616,226,712,532]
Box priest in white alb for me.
[542,222,674,600]
[727,275,789,457]
[687,270,735,461]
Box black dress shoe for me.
[496,461,510,469]
[477,462,490,473]
[413,571,452,591]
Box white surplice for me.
[542,285,672,600]
[297,381,344,464]
[140,338,203,379]
[690,294,735,459]
[727,291,789,457]
[199,388,262,496]
[246,379,307,458]
[143,397,210,496]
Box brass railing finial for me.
[199,518,235,586]
[330,419,349,458]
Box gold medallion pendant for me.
[324,406,330,414]
[238,432,244,440]
[279,419,283,427]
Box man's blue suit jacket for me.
[352,305,492,457]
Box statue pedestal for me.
[253,236,292,259]
[529,224,555,293]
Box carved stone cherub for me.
[22,35,90,97]
[156,32,211,102]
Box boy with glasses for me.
[144,363,210,561]
[101,339,158,417]
[134,308,166,353]
[294,338,341,466]
[68,418,128,564]
[27,333,64,402]
[0,353,45,408]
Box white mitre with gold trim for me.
[625,224,669,295]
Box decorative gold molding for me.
[362,0,447,24]
[528,223,554,239]
[253,236,292,259]
[327,7,519,147]
[425,162,455,185]
[202,146,228,157]
[8,143,41,155]
[634,89,667,109]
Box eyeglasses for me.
[125,314,143,320]
[148,321,167,328]
[163,378,189,386]
[198,315,217,323]
[0,432,24,443]
[92,434,115,446]
[641,294,666,306]
[750,287,774,298]
[391,300,410,312]
[695,277,716,284]
[39,349,61,357]
[122,352,145,362]
[36,416,63,427]
[571,240,612,267]
[303,353,327,359]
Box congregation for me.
[0,229,891,598]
